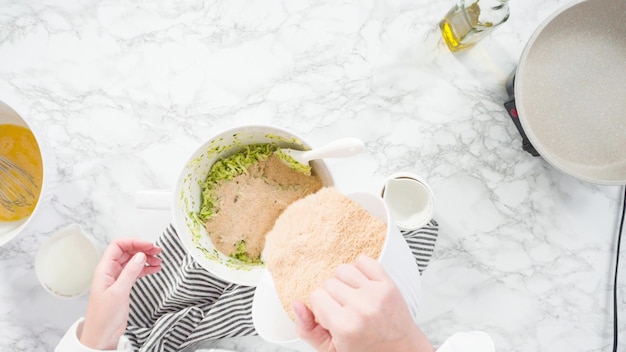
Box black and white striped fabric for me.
[403,220,439,273]
[125,220,439,352]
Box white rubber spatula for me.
[277,137,365,174]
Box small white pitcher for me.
[381,172,435,231]
[35,224,101,299]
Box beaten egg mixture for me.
[0,124,43,221]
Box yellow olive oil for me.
[439,0,509,52]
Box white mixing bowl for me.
[171,125,335,286]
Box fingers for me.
[112,252,149,293]
[145,255,162,267]
[115,240,163,279]
[334,262,369,288]
[294,300,333,351]
[91,238,163,292]
[106,238,162,267]
[323,257,388,305]
[293,301,316,331]
[313,256,390,314]
[309,287,345,331]
[138,256,162,278]
[321,277,354,306]
[100,239,161,265]
[353,255,389,282]
[114,239,162,258]
[296,257,397,352]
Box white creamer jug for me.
[382,172,435,231]
[35,224,101,299]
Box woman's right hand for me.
[293,255,434,352]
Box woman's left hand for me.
[80,239,162,350]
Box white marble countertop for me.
[1,0,624,351]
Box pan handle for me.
[504,98,540,157]
[504,72,540,157]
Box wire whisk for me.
[0,155,38,211]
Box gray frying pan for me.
[515,0,626,185]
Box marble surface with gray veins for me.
[0,0,623,351]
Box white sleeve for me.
[55,318,134,352]
[436,331,495,352]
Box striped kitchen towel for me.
[125,220,439,352]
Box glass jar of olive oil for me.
[439,0,510,52]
